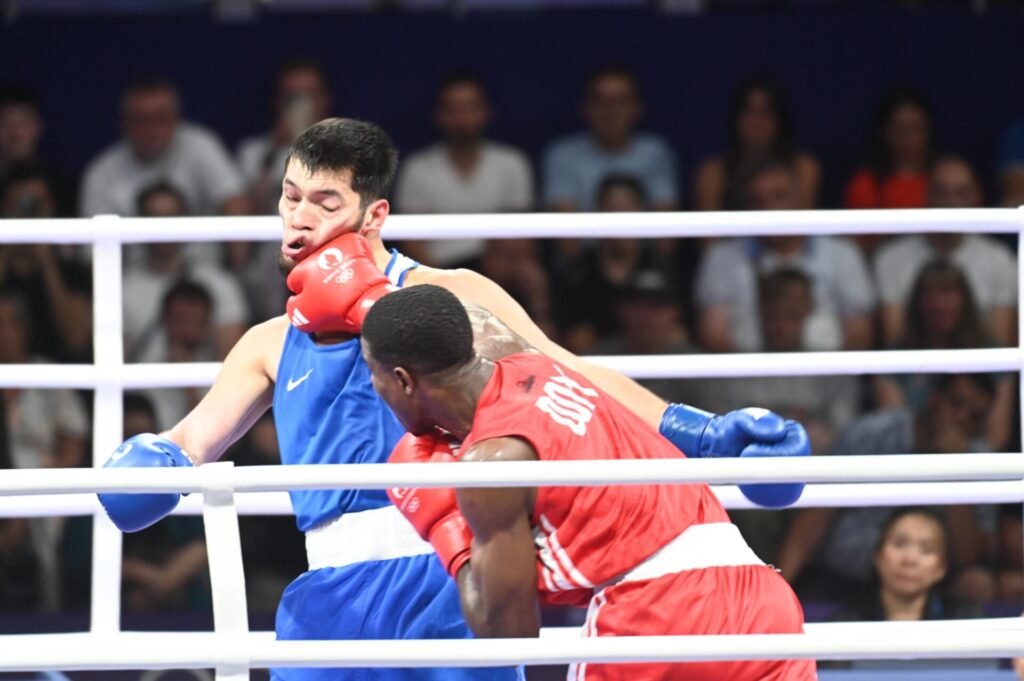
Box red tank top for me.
[461,352,729,605]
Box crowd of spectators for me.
[0,61,1022,640]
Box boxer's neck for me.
[365,232,392,273]
[426,356,495,441]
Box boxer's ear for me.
[360,198,389,238]
[395,366,415,395]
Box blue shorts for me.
[272,553,524,681]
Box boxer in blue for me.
[97,118,809,680]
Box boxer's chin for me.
[277,253,296,276]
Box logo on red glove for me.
[390,488,421,514]
[316,247,355,285]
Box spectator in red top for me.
[844,87,936,211]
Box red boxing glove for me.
[285,232,395,334]
[387,432,472,578]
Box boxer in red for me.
[361,284,817,681]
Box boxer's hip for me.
[569,523,816,681]
[304,505,433,571]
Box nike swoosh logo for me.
[287,368,314,392]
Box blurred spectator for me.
[231,412,307,612]
[237,57,333,216]
[997,118,1024,207]
[776,374,998,606]
[542,65,677,211]
[0,293,88,610]
[831,509,981,622]
[591,269,693,402]
[0,388,40,612]
[694,158,875,352]
[121,392,209,613]
[997,508,1022,603]
[79,77,249,218]
[874,157,1016,348]
[550,174,686,353]
[0,85,74,215]
[0,163,92,362]
[692,269,861,454]
[873,261,1015,451]
[471,239,553,334]
[124,182,248,360]
[396,71,534,267]
[844,87,935,210]
[694,74,820,210]
[826,509,992,672]
[136,281,217,430]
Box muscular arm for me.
[455,436,540,638]
[412,267,669,428]
[164,317,286,464]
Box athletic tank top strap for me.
[384,248,419,287]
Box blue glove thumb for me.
[98,433,193,533]
[737,420,810,508]
[731,408,788,444]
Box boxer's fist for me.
[98,433,193,532]
[738,419,810,508]
[286,232,395,334]
[387,432,472,577]
[659,404,809,508]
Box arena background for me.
[1,1,1023,680]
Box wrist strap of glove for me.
[429,514,473,578]
[659,403,715,459]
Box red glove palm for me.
[285,232,395,334]
[387,432,472,577]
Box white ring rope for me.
[0,208,1018,243]
[0,454,1020,496]
[2,211,1023,674]
[0,626,1021,671]
[2,479,1021,519]
[0,346,1018,390]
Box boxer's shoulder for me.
[233,315,290,383]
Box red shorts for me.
[570,564,817,681]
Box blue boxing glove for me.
[736,420,810,508]
[659,404,810,508]
[97,433,193,532]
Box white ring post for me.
[199,462,250,681]
[89,217,124,634]
[1017,205,1024,582]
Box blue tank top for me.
[273,249,419,531]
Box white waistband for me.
[613,522,764,586]
[305,505,433,571]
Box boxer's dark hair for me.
[286,118,399,207]
[363,285,473,376]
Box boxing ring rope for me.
[0,209,1022,676]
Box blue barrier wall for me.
[2,9,1023,205]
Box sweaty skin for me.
[464,302,535,362]
[454,435,540,638]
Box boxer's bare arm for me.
[455,436,540,638]
[464,302,535,362]
[409,267,669,428]
[164,316,287,465]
